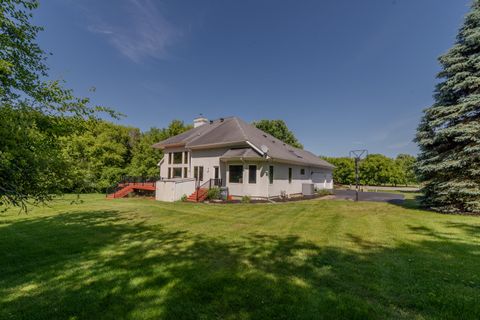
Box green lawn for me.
[1,195,480,319]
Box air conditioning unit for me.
[302,183,315,196]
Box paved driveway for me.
[333,190,404,203]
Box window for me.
[269,166,274,184]
[168,168,171,179]
[194,166,204,181]
[173,168,182,178]
[288,168,292,183]
[173,152,183,164]
[229,165,243,183]
[168,153,172,164]
[300,168,305,175]
[249,165,257,184]
[214,166,219,179]
[184,151,189,164]
[183,167,188,178]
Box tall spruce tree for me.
[415,0,480,213]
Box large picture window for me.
[269,166,274,184]
[229,165,243,183]
[249,165,256,184]
[173,152,183,164]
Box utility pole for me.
[349,150,368,202]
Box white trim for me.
[157,158,165,166]
[246,140,267,158]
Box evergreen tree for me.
[415,0,480,213]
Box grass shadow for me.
[1,210,480,319]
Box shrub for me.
[180,194,187,202]
[207,187,221,200]
[241,195,251,203]
[316,189,333,197]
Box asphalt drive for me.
[333,190,404,203]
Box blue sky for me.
[35,0,471,157]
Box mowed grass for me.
[1,195,480,319]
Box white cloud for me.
[86,0,181,63]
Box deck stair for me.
[186,188,209,202]
[106,177,157,199]
[186,178,223,202]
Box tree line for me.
[322,154,417,187]
[59,119,191,193]
[2,0,479,213]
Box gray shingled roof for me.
[153,117,334,169]
[220,148,262,160]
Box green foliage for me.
[253,119,303,149]
[395,154,417,186]
[60,121,139,192]
[415,1,480,213]
[59,119,191,192]
[206,187,221,200]
[241,195,251,203]
[316,189,333,197]
[322,157,355,185]
[322,154,417,186]
[0,1,117,209]
[0,106,69,208]
[127,121,191,177]
[180,194,187,202]
[359,154,400,186]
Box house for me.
[152,116,334,202]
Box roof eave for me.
[268,157,334,169]
[188,140,248,150]
[152,142,186,149]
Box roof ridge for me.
[186,117,237,146]
[232,117,249,141]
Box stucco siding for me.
[158,147,333,200]
[190,148,230,182]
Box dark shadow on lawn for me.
[1,210,480,319]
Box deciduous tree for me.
[0,0,116,209]
[253,120,303,149]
